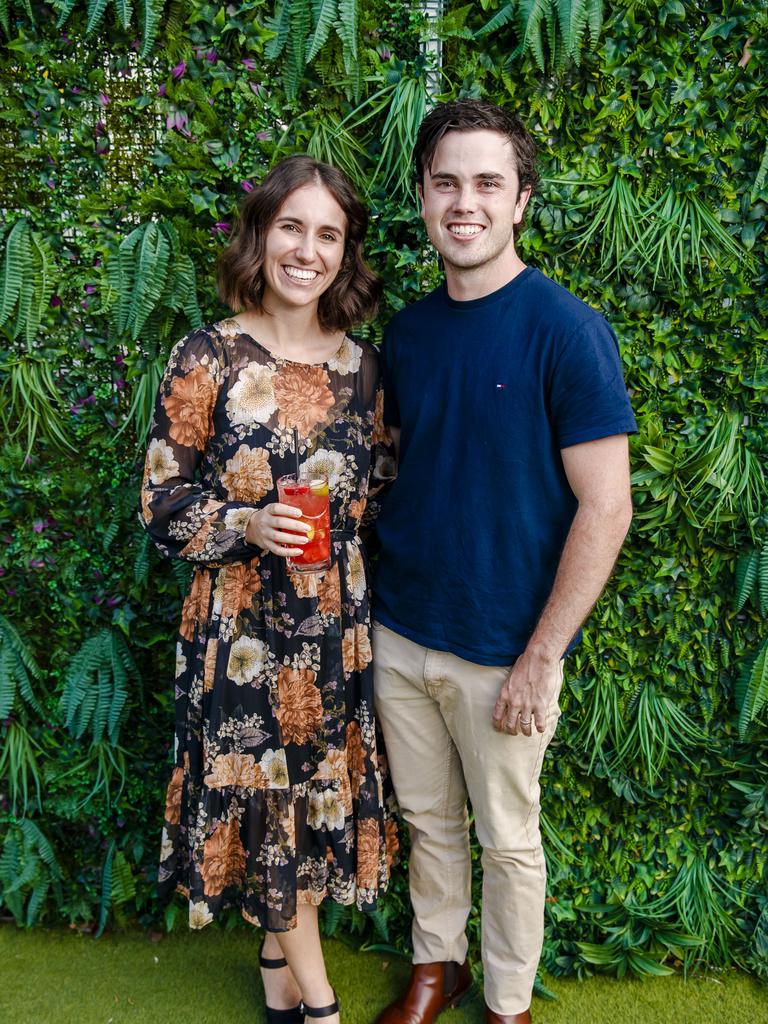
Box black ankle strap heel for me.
[258,938,304,1024]
[302,989,340,1019]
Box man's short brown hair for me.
[217,156,381,332]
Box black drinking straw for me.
[293,427,300,479]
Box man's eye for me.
[480,181,498,189]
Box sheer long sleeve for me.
[138,329,262,565]
[361,381,397,531]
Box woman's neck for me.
[235,304,343,363]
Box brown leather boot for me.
[375,960,473,1024]
[484,1004,532,1023]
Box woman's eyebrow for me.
[276,216,344,233]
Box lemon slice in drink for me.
[304,524,315,541]
[310,481,329,496]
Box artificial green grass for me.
[1,923,765,1024]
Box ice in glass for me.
[276,474,331,573]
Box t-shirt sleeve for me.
[380,326,401,428]
[549,316,637,448]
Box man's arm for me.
[492,433,633,737]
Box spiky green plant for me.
[265,0,359,101]
[0,615,46,813]
[96,840,137,936]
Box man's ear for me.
[418,182,425,218]
[514,186,533,224]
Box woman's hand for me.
[245,503,309,557]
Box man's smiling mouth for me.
[447,224,484,237]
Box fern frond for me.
[85,0,111,35]
[759,536,768,617]
[735,548,759,611]
[0,220,29,331]
[114,0,133,30]
[139,0,164,57]
[265,0,292,60]
[738,639,768,739]
[96,839,116,937]
[476,1,516,37]
[54,0,78,28]
[305,0,337,62]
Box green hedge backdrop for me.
[1,0,767,987]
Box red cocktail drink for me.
[276,474,331,572]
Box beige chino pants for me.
[372,620,563,1017]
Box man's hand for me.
[492,651,561,737]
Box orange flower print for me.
[274,364,335,435]
[342,623,372,676]
[164,766,184,826]
[276,666,323,745]
[164,364,217,451]
[220,445,273,502]
[372,388,388,445]
[203,639,218,692]
[385,818,399,871]
[204,751,268,790]
[180,571,212,642]
[201,817,247,897]
[356,818,380,889]
[290,571,318,600]
[220,561,262,620]
[345,720,365,799]
[316,563,341,617]
[347,498,367,522]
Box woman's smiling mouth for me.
[282,265,320,282]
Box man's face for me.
[419,129,531,275]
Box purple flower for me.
[0,567,5,577]
[171,60,186,80]
[241,58,257,71]
[95,121,107,137]
[71,85,81,94]
[205,49,218,63]
[157,83,167,98]
[50,295,62,307]
[380,48,392,61]
[0,534,11,544]
[85,394,97,405]
[115,378,125,390]
[79,336,92,351]
[106,596,120,608]
[166,109,191,137]
[94,256,102,267]
[256,130,270,141]
[5,587,16,597]
[241,180,254,192]
[114,353,126,368]
[80,299,89,309]
[99,92,110,106]
[249,82,265,98]
[131,38,140,51]
[211,222,231,236]
[29,558,45,569]
[84,283,97,294]
[33,519,46,533]
[46,179,55,189]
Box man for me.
[372,100,636,1024]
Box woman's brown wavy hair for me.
[217,156,381,332]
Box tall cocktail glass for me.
[276,473,331,573]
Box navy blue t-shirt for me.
[374,266,637,666]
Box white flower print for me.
[227,635,269,685]
[224,506,255,532]
[260,748,289,788]
[147,438,180,484]
[323,790,346,831]
[327,338,362,375]
[189,900,214,929]
[301,448,347,490]
[345,541,366,604]
[226,361,277,424]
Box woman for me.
[139,156,398,1024]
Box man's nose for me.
[450,184,476,212]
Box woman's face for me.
[260,181,347,317]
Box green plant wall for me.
[1,0,767,983]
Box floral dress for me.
[139,319,398,932]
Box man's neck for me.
[444,252,528,302]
